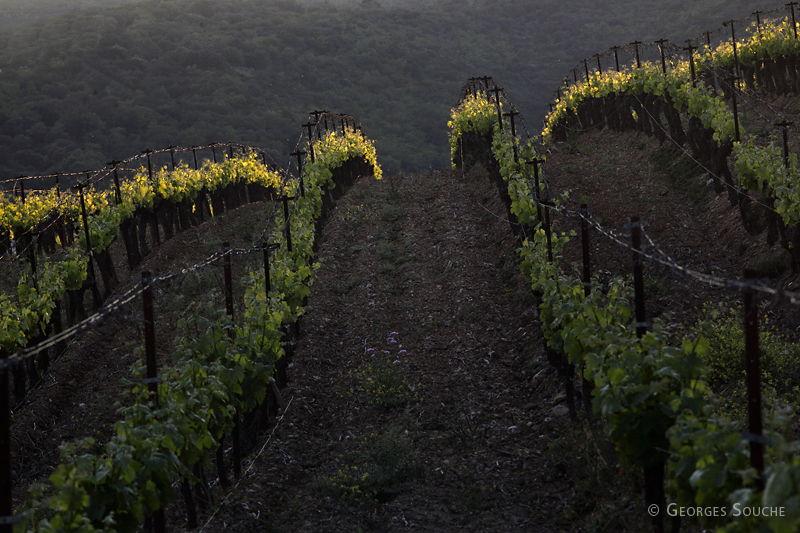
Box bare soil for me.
[188,168,649,532]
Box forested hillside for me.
[0,0,132,32]
[0,0,777,179]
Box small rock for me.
[550,405,570,417]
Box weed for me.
[340,204,368,227]
[343,245,364,259]
[511,289,538,311]
[332,276,365,295]
[458,476,493,513]
[378,204,404,224]
[449,411,481,444]
[377,263,397,275]
[737,241,750,257]
[643,276,666,297]
[649,145,709,209]
[747,248,791,279]
[315,427,422,507]
[354,332,417,408]
[455,303,481,324]
[377,241,408,265]
[543,424,648,531]
[693,304,800,422]
[565,141,592,155]
[386,176,403,204]
[379,281,404,295]
[349,185,374,203]
[629,138,647,151]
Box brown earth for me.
[183,167,651,533]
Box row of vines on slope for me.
[450,80,800,533]
[544,6,800,273]
[0,116,369,405]
[0,143,285,402]
[10,116,381,531]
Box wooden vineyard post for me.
[655,39,669,75]
[169,146,176,171]
[503,109,521,165]
[776,121,794,168]
[790,2,799,40]
[17,181,38,288]
[630,216,647,339]
[223,243,242,478]
[528,159,543,224]
[726,20,741,81]
[262,242,280,301]
[579,204,594,420]
[684,42,697,88]
[489,86,504,131]
[743,269,765,486]
[140,272,166,533]
[291,150,306,198]
[192,147,199,170]
[702,32,718,96]
[213,256,231,488]
[110,162,123,205]
[611,45,621,72]
[631,41,642,69]
[141,271,159,403]
[0,351,11,533]
[725,76,742,143]
[630,216,665,533]
[75,182,103,309]
[479,75,492,102]
[542,199,554,264]
[19,178,46,382]
[541,198,576,419]
[282,197,294,254]
[303,122,316,163]
[142,149,154,182]
[580,205,591,298]
[311,110,325,139]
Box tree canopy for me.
[0,0,780,178]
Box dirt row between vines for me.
[196,168,652,532]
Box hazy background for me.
[0,0,781,178]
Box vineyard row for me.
[3,114,381,531]
[450,75,800,533]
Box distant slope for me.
[0,0,133,32]
[0,0,779,179]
